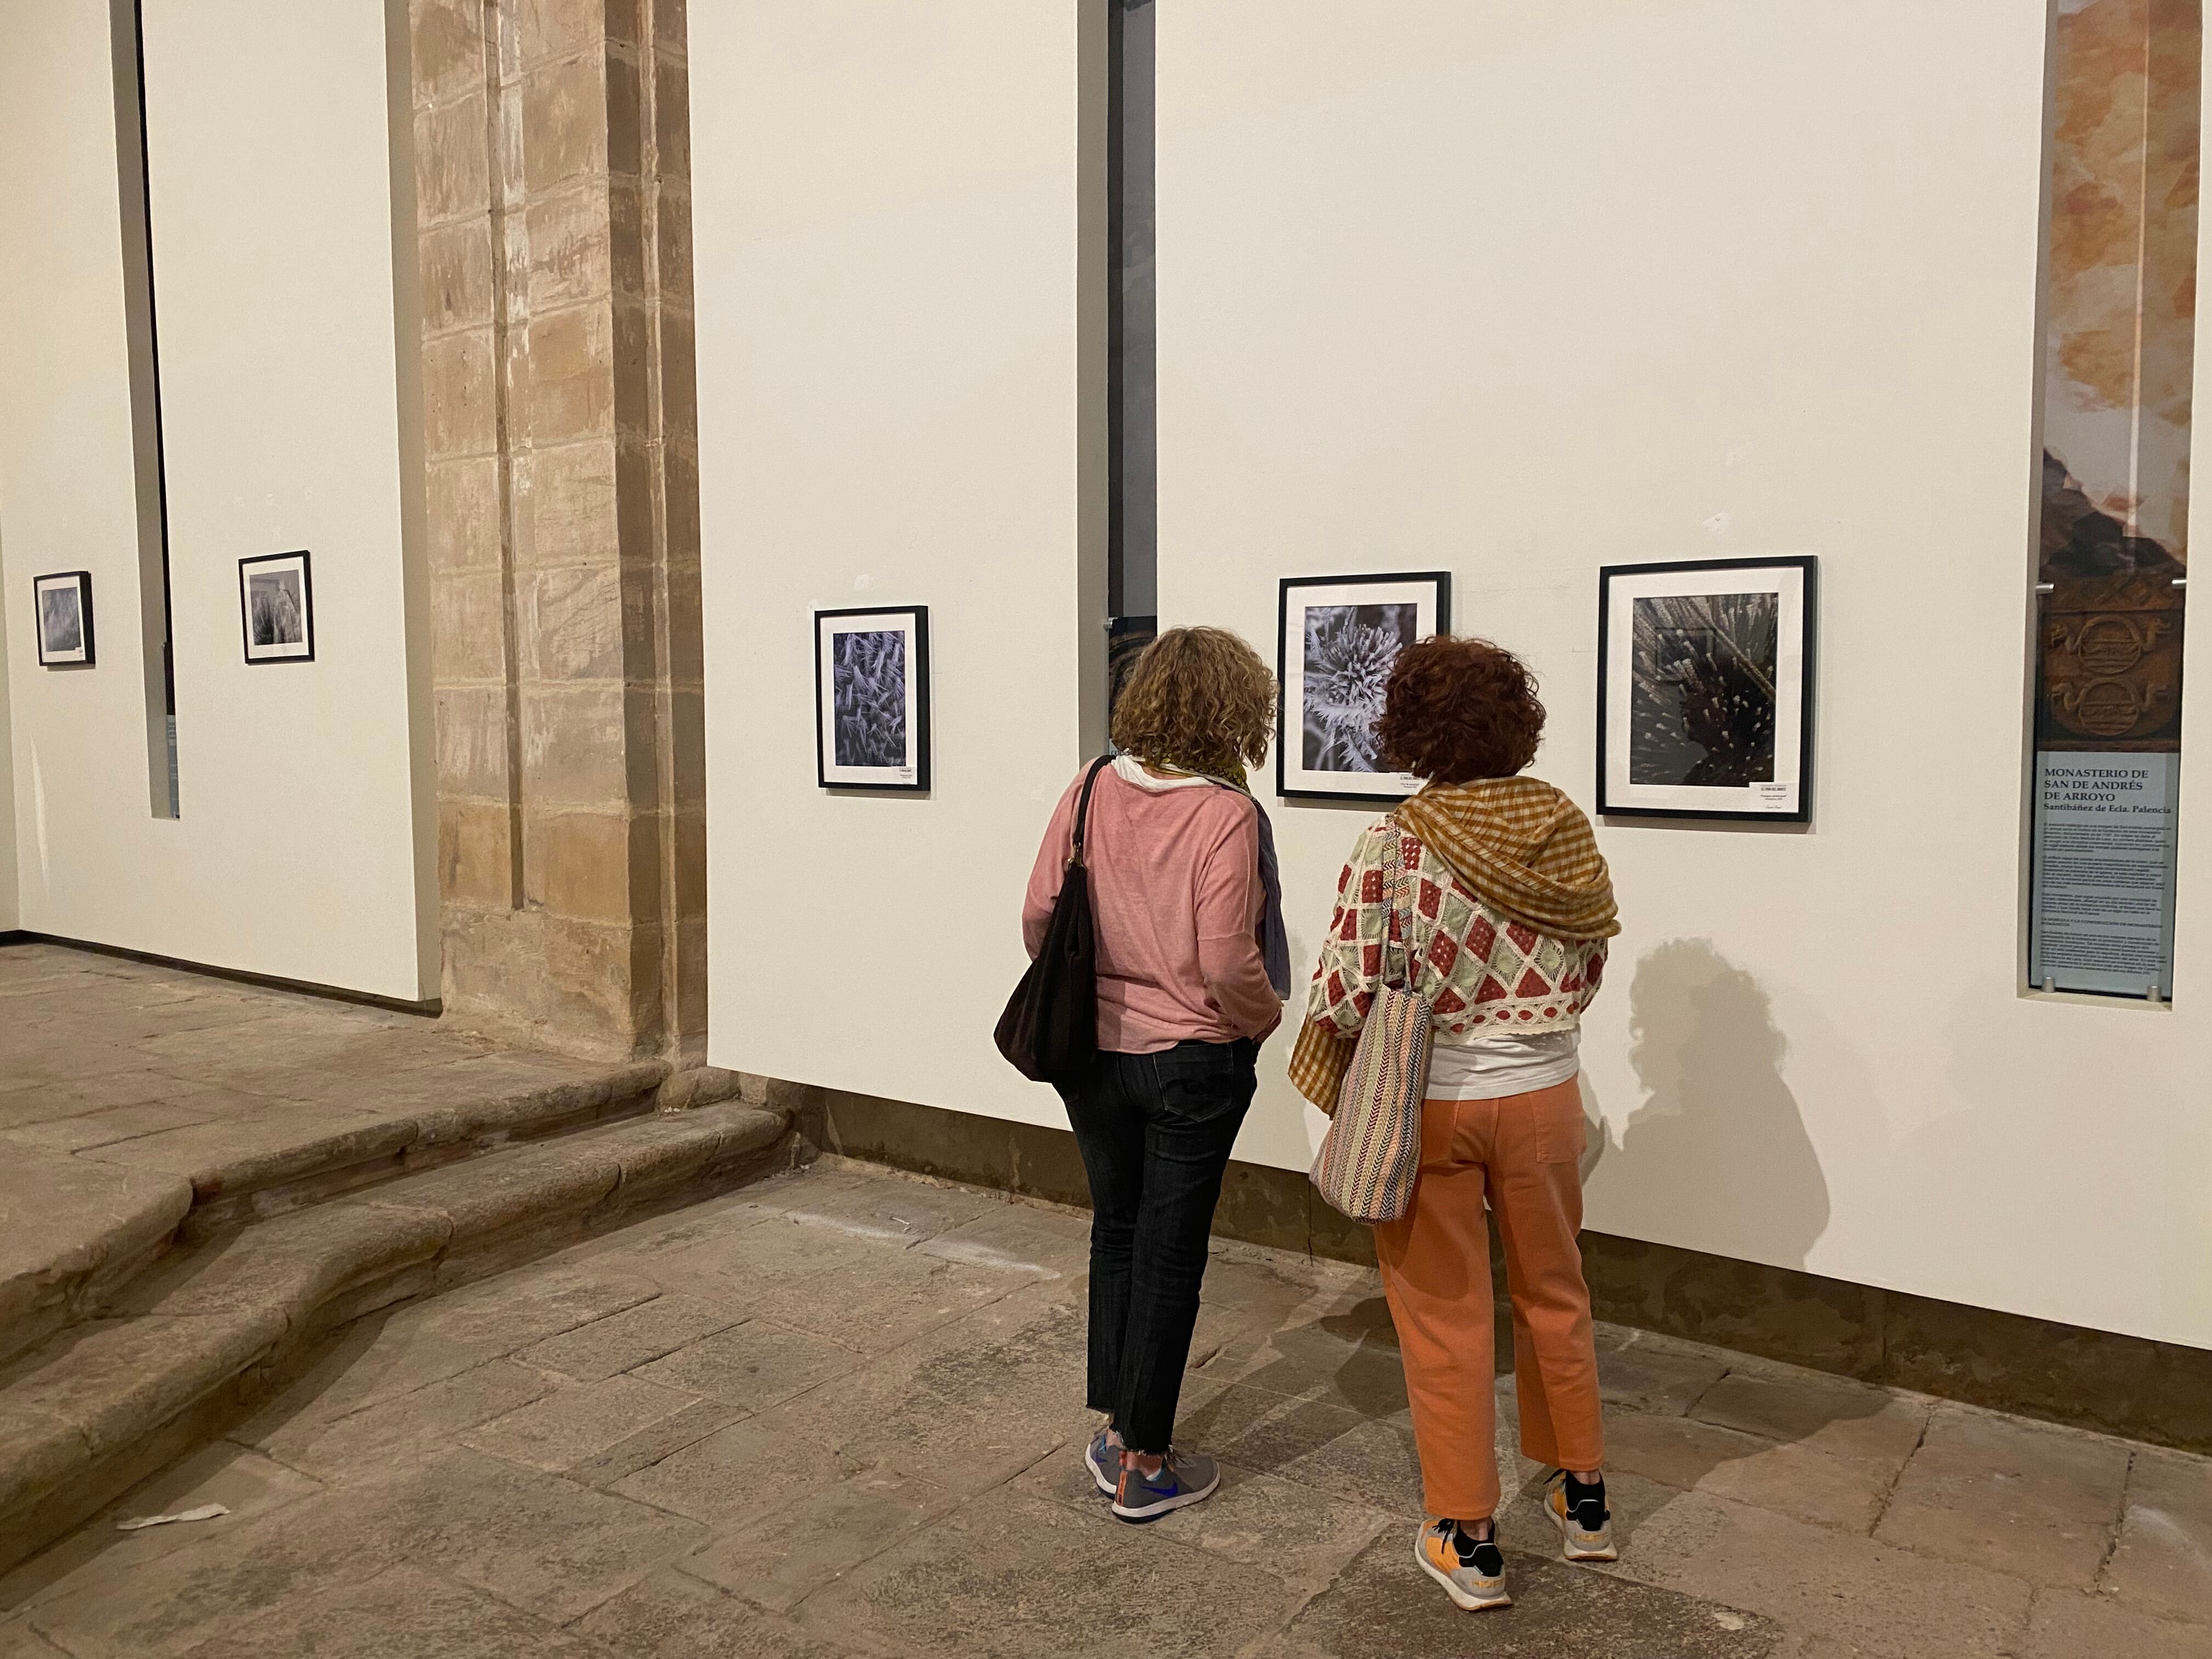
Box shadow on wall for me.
[1590,939,1831,1271]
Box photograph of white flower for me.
[1301,603,1418,772]
[1278,573,1449,802]
[816,605,930,791]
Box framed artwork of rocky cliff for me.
[1597,556,1816,821]
[239,551,315,664]
[34,572,95,667]
[815,605,930,791]
[1277,572,1451,802]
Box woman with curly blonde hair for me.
[1023,625,1289,1523]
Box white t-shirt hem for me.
[1424,1029,1581,1101]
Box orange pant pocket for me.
[1531,1081,1588,1164]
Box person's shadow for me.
[1600,938,1830,1269]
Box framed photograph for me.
[239,550,315,664]
[1596,556,1817,821]
[1278,571,1452,801]
[33,572,94,667]
[815,605,930,791]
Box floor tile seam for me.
[525,1313,752,1380]
[342,1561,633,1657]
[1862,1398,1936,1538]
[218,1431,324,1492]
[437,1551,691,1645]
[454,1366,713,1448]
[565,1402,749,1489]
[455,1398,723,1486]
[546,1592,694,1658]
[1680,1359,1737,1423]
[276,1350,575,1443]
[42,1114,230,1156]
[609,1569,904,1659]
[766,1276,1036,1382]
[770,1441,1074,1623]
[2087,1444,2136,1593]
[1656,1402,1935,1498]
[1227,1518,1378,1659]
[1675,1487,2049,1601]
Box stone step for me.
[0,1097,791,1576]
[0,1063,675,1367]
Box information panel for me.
[2030,753,2181,998]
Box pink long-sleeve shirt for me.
[1023,759,1283,1054]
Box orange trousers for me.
[1373,1080,1605,1521]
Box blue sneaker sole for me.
[1110,1472,1220,1523]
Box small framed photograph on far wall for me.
[239,550,314,664]
[815,605,930,791]
[1596,555,1817,821]
[33,571,95,667]
[1277,571,1452,802]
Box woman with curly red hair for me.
[1290,634,1621,1613]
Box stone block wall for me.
[411,0,703,1062]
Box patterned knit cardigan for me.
[1288,819,1609,1111]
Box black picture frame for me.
[1595,555,1818,822]
[238,550,315,664]
[1277,570,1452,803]
[814,604,931,792]
[32,571,95,668]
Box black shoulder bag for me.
[995,757,1112,1082]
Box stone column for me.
[409,0,703,1062]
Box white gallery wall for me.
[695,1,1096,1136]
[1156,0,2211,1350]
[0,613,15,933]
[694,0,2211,1348]
[0,0,433,999]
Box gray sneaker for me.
[1110,1449,1220,1522]
[1544,1470,1617,1562]
[1084,1427,1118,1496]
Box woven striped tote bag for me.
[1310,827,1431,1223]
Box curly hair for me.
[1377,634,1545,782]
[1110,626,1277,782]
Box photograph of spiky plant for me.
[1301,602,1417,771]
[832,629,909,769]
[38,585,83,656]
[1629,592,1779,787]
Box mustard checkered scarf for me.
[1288,777,1616,1113]
[1394,777,1618,941]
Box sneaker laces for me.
[1438,1519,1503,1575]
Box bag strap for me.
[1384,819,1417,994]
[1067,756,1114,870]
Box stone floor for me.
[0,942,614,1160]
[2,1159,2207,1658]
[0,942,652,1349]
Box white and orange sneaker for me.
[1415,1519,1511,1611]
[1544,1470,1617,1562]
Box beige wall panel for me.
[0,0,432,997]
[695,2,1091,1131]
[0,0,150,946]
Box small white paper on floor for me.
[116,1503,229,1532]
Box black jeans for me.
[1057,1037,1259,1454]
